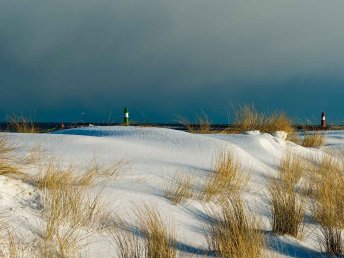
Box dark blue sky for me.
[1,0,344,123]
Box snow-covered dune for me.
[1,126,340,257]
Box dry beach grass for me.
[0,135,125,257]
[163,172,193,205]
[112,206,176,258]
[302,132,326,148]
[310,154,344,255]
[226,104,294,134]
[201,150,248,202]
[268,150,305,237]
[177,112,211,134]
[8,114,39,133]
[205,195,265,258]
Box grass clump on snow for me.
[32,157,125,191]
[37,212,80,258]
[111,229,145,258]
[33,157,123,256]
[279,150,307,189]
[177,112,211,134]
[205,195,265,258]
[269,180,304,237]
[310,154,344,255]
[84,157,125,182]
[227,104,294,134]
[302,132,326,148]
[8,114,40,133]
[163,172,193,205]
[202,150,248,202]
[0,135,23,178]
[112,206,176,258]
[137,206,176,258]
[37,185,112,256]
[268,151,305,237]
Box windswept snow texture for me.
[2,126,342,257]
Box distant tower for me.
[124,107,129,125]
[321,112,326,128]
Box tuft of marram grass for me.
[0,159,21,178]
[37,187,112,256]
[0,135,16,158]
[319,227,344,256]
[0,135,22,178]
[84,157,126,183]
[268,179,304,237]
[20,144,44,166]
[35,162,74,190]
[205,195,265,258]
[163,172,193,205]
[136,206,176,258]
[268,151,305,237]
[302,132,326,148]
[202,150,248,202]
[42,186,112,231]
[177,112,211,134]
[310,154,344,255]
[7,231,20,258]
[8,114,39,133]
[32,157,123,190]
[36,217,81,258]
[229,104,294,134]
[279,151,307,189]
[110,228,145,258]
[286,132,302,145]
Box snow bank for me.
[0,126,340,257]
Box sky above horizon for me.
[1,0,344,123]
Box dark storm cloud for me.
[1,0,344,122]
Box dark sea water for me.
[0,122,337,133]
[0,122,232,132]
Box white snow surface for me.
[1,126,342,257]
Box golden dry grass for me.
[35,161,75,190]
[7,231,20,258]
[205,195,265,258]
[163,172,193,205]
[110,228,145,258]
[0,135,23,179]
[269,179,304,237]
[309,154,344,255]
[37,187,112,256]
[31,156,122,257]
[177,112,211,134]
[20,144,44,166]
[137,206,176,258]
[302,132,326,148]
[84,157,126,183]
[0,135,16,157]
[268,151,305,237]
[0,136,125,257]
[37,217,81,258]
[227,104,294,134]
[202,150,248,202]
[0,159,21,177]
[110,206,176,258]
[41,186,112,231]
[32,157,124,190]
[286,132,302,145]
[279,151,307,189]
[8,114,39,133]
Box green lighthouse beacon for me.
[123,107,129,125]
